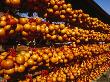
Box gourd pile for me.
[0,0,110,82]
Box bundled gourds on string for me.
[3,0,110,33]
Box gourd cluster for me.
[0,0,110,82]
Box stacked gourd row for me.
[0,44,110,81]
[0,14,110,43]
